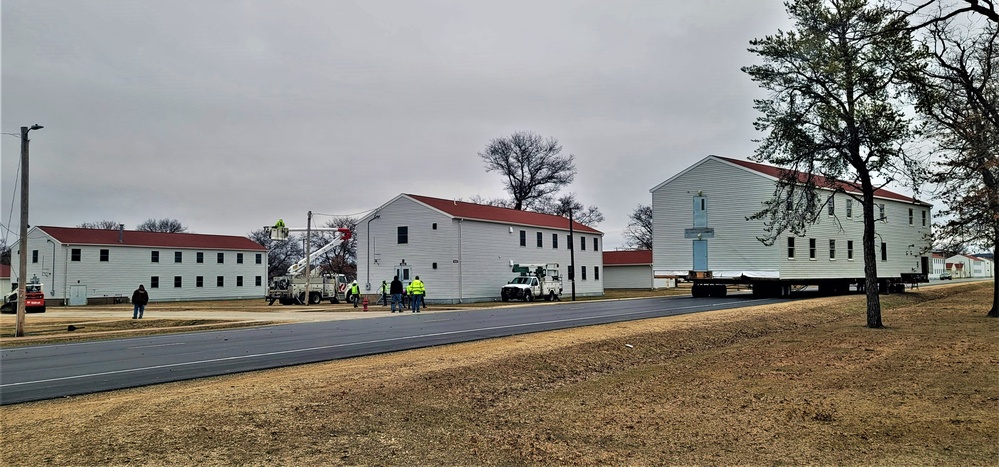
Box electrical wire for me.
[312,209,377,219]
[2,154,21,248]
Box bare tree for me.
[248,228,304,282]
[136,218,188,233]
[77,220,122,229]
[312,216,358,281]
[530,193,604,227]
[906,0,999,28]
[479,131,576,210]
[912,19,999,316]
[466,195,513,208]
[742,0,928,328]
[0,240,10,266]
[624,205,654,250]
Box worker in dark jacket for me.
[131,284,149,319]
[390,276,404,313]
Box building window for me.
[581,236,586,251]
[829,239,836,260]
[922,210,927,227]
[537,232,543,248]
[100,249,109,262]
[809,238,817,260]
[432,222,437,230]
[217,253,224,264]
[828,195,835,216]
[908,208,914,225]
[567,234,572,250]
[174,276,182,288]
[787,237,795,259]
[217,276,224,287]
[196,276,204,288]
[175,251,182,263]
[520,230,526,247]
[878,203,886,221]
[150,276,159,288]
[151,251,159,263]
[197,252,204,263]
[881,242,887,261]
[32,250,38,263]
[847,240,854,260]
[255,253,262,264]
[595,266,600,280]
[71,249,81,261]
[552,233,558,249]
[397,226,408,244]
[593,237,599,252]
[846,199,853,218]
[582,266,587,280]
[237,276,243,287]
[432,262,438,269]
[237,253,244,264]
[255,276,262,287]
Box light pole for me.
[47,239,56,297]
[16,124,43,337]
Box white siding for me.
[357,195,604,303]
[12,228,267,304]
[604,265,652,289]
[652,157,932,280]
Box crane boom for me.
[285,228,352,276]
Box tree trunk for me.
[989,232,998,318]
[862,193,883,328]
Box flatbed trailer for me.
[688,271,928,298]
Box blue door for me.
[693,240,708,271]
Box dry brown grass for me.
[1,283,997,466]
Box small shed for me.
[603,250,673,289]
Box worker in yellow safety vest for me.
[349,281,361,308]
[408,276,425,313]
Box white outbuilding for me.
[10,226,268,305]
[356,194,604,303]
[651,156,933,293]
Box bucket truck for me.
[500,263,563,302]
[266,227,352,305]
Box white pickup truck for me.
[500,263,562,302]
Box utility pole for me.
[303,211,312,305]
[16,124,42,337]
[569,208,576,301]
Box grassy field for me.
[1,282,996,465]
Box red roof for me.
[0,264,9,279]
[603,249,652,266]
[407,194,602,234]
[39,226,266,251]
[718,156,926,205]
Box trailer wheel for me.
[691,284,706,298]
[712,285,727,297]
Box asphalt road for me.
[1,294,787,405]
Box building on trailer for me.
[356,194,604,303]
[10,226,268,305]
[603,250,674,289]
[650,155,933,297]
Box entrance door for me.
[396,266,412,286]
[921,256,930,275]
[693,240,708,271]
[69,285,87,306]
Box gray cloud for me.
[2,0,790,247]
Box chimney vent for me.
[118,224,125,243]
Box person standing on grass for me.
[390,276,404,313]
[131,284,149,319]
[409,276,425,313]
[349,280,361,308]
[379,280,389,306]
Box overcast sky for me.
[2,1,791,249]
